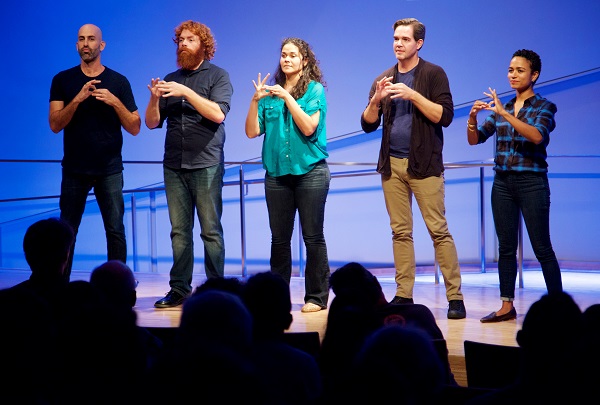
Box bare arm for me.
[386,81,443,123]
[92,87,141,135]
[467,100,490,145]
[245,73,270,139]
[145,78,163,129]
[49,79,99,133]
[362,76,392,124]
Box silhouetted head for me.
[329,262,387,308]
[23,217,74,277]
[90,260,137,308]
[178,290,253,353]
[243,271,293,338]
[351,325,445,402]
[193,276,244,297]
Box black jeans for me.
[265,160,331,307]
[59,170,127,280]
[491,171,562,299]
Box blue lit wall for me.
[1,0,599,274]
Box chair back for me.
[463,339,522,389]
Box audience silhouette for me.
[192,274,245,297]
[55,280,148,405]
[0,217,74,404]
[144,289,268,404]
[3,242,598,405]
[467,291,587,404]
[8,217,74,316]
[243,271,323,404]
[580,303,600,400]
[90,260,164,369]
[348,325,447,404]
[0,286,60,405]
[319,261,453,400]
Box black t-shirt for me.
[50,66,138,176]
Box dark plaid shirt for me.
[476,93,557,173]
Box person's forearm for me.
[410,91,442,124]
[49,101,79,133]
[185,91,225,124]
[245,99,261,138]
[145,98,161,129]
[362,96,381,124]
[113,101,141,135]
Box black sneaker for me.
[154,290,188,308]
[448,300,466,319]
[390,296,414,305]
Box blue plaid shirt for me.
[476,93,557,173]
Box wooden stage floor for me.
[2,266,599,387]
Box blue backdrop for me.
[1,0,599,273]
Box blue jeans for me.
[265,160,331,308]
[164,164,225,295]
[491,171,563,300]
[59,170,127,280]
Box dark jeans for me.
[164,164,225,296]
[265,160,331,307]
[59,170,127,280]
[491,171,563,299]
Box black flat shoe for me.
[480,307,517,323]
[154,290,188,308]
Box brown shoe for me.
[301,303,323,313]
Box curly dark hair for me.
[173,20,216,60]
[271,37,326,100]
[513,49,542,83]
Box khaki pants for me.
[382,157,463,301]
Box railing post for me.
[131,194,138,273]
[298,219,304,278]
[479,167,486,273]
[518,215,524,288]
[239,165,247,278]
[150,191,158,273]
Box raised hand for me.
[482,87,506,115]
[264,84,289,100]
[147,78,165,99]
[75,79,101,103]
[154,80,188,98]
[252,73,271,101]
[385,81,416,100]
[91,87,118,107]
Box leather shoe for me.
[154,290,188,308]
[448,300,467,319]
[480,307,517,323]
[390,296,414,305]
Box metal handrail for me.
[3,157,589,287]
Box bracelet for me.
[467,120,477,130]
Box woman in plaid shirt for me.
[467,49,563,323]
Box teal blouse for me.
[258,81,328,177]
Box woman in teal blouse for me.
[245,37,330,313]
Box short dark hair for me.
[23,217,74,271]
[393,18,426,43]
[513,49,542,83]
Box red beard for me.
[177,48,203,70]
